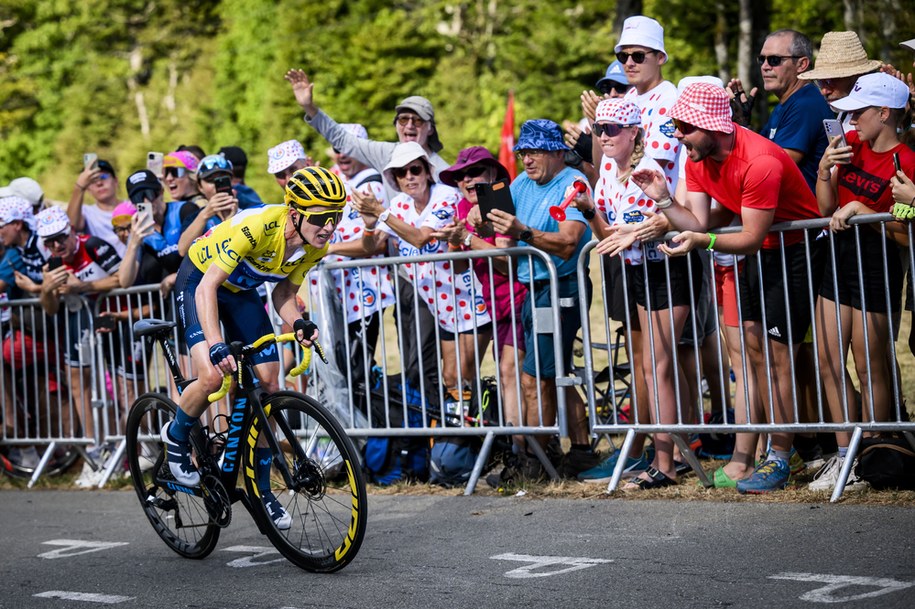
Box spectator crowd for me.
[3,16,915,496]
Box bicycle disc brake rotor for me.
[293,458,326,500]
[202,475,232,528]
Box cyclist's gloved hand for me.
[294,318,328,364]
[209,342,232,367]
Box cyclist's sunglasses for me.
[592,122,628,138]
[393,164,425,179]
[672,118,700,135]
[164,166,187,178]
[616,50,659,64]
[299,209,343,228]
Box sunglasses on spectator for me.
[273,166,300,180]
[164,167,187,178]
[113,225,132,234]
[592,123,628,138]
[515,150,547,160]
[597,82,630,96]
[129,188,161,205]
[396,115,427,128]
[671,119,700,135]
[199,156,231,174]
[616,50,659,64]
[298,209,343,227]
[43,232,70,246]
[454,165,489,182]
[92,172,112,182]
[756,55,801,67]
[393,164,425,179]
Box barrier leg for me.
[526,436,560,481]
[672,434,712,488]
[27,442,56,489]
[97,438,127,489]
[464,431,496,496]
[830,426,863,503]
[607,428,636,493]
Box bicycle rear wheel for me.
[243,391,367,573]
[125,393,220,559]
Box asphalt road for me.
[1,490,913,609]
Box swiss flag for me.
[498,91,517,181]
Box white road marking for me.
[34,591,133,604]
[222,544,285,567]
[769,572,915,603]
[491,552,612,578]
[38,540,129,559]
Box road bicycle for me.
[124,318,367,573]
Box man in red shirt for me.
[631,82,825,494]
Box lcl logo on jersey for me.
[362,287,377,308]
[475,294,488,316]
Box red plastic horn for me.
[549,180,587,222]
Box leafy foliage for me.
[0,0,912,200]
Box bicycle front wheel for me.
[125,393,220,559]
[243,391,367,573]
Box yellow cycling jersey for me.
[188,204,326,292]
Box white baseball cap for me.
[831,72,911,111]
[35,205,71,238]
[8,177,44,211]
[615,16,667,60]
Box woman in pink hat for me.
[434,146,527,450]
[578,98,700,489]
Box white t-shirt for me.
[83,203,127,257]
[380,183,491,333]
[594,154,665,265]
[625,80,681,192]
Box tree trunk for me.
[737,0,752,87]
[714,1,730,83]
[614,0,643,36]
[127,47,149,138]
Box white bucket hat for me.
[615,16,667,60]
[382,142,430,192]
[267,140,307,175]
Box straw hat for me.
[798,31,882,80]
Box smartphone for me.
[147,151,164,178]
[214,175,233,195]
[47,256,63,271]
[475,179,516,218]
[822,119,847,149]
[894,152,902,173]
[83,152,98,171]
[95,315,116,331]
[136,202,152,225]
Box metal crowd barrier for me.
[578,213,915,501]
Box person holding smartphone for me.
[810,72,915,493]
[67,157,128,257]
[177,154,238,256]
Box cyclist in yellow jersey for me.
[162,166,345,528]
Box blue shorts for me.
[521,276,591,379]
[175,259,279,366]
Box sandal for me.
[622,467,677,491]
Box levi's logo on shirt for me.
[839,166,889,199]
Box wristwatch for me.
[581,207,596,221]
[519,226,534,242]
[463,233,473,248]
[377,209,391,225]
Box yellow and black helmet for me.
[284,166,347,211]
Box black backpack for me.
[855,436,915,490]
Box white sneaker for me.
[74,462,102,488]
[8,446,41,470]
[263,491,292,530]
[160,421,201,487]
[808,455,869,492]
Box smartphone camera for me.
[47,256,63,271]
[214,175,233,195]
[95,315,117,331]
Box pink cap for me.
[111,201,137,225]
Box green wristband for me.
[706,232,717,251]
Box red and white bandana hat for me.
[595,99,641,125]
[669,82,734,134]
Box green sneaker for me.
[711,466,738,489]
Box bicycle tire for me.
[243,391,367,573]
[125,392,220,559]
[0,444,79,479]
